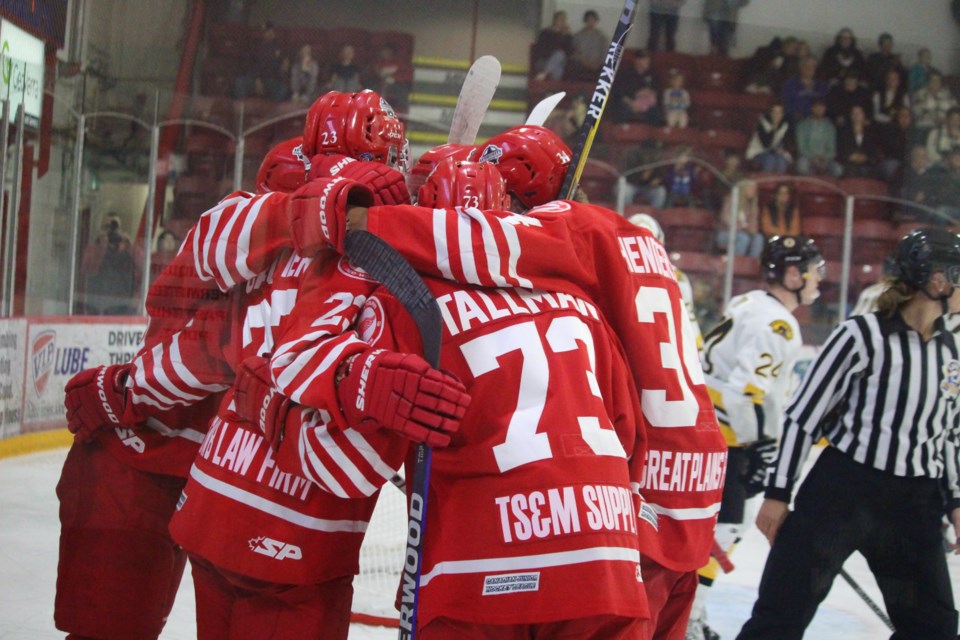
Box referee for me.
[737,228,960,640]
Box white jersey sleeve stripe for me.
[432,208,454,281]
[464,207,509,287]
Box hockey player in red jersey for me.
[224,156,651,638]
[56,90,412,640]
[295,125,727,640]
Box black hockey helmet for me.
[760,235,823,286]
[891,227,960,291]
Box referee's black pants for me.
[737,446,958,640]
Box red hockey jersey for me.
[362,200,727,573]
[351,278,648,627]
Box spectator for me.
[878,106,915,182]
[825,69,872,128]
[289,44,319,103]
[911,71,958,132]
[705,149,745,210]
[150,230,180,284]
[865,32,905,89]
[80,214,143,315]
[931,146,960,222]
[817,27,866,86]
[623,143,667,209]
[614,50,661,125]
[837,104,881,178]
[908,47,938,95]
[872,67,910,125]
[783,39,812,80]
[795,98,842,178]
[926,107,960,166]
[742,37,788,95]
[716,179,764,258]
[532,10,573,81]
[369,44,410,112]
[544,93,587,146]
[900,144,944,211]
[746,103,794,173]
[326,44,362,93]
[780,55,828,121]
[663,69,691,128]
[234,22,289,101]
[702,0,749,57]
[569,10,609,80]
[760,183,802,238]
[664,147,697,206]
[648,0,685,53]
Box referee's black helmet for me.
[761,235,823,285]
[892,227,960,289]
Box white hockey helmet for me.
[627,212,665,243]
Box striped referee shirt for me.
[766,311,960,509]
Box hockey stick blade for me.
[342,230,440,640]
[560,0,639,199]
[448,55,501,145]
[526,91,566,126]
[343,231,442,367]
[838,568,894,631]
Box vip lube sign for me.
[0,19,43,128]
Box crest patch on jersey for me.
[337,256,376,282]
[769,319,794,341]
[940,359,960,400]
[357,298,385,346]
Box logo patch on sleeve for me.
[941,359,960,400]
[482,572,540,595]
[356,298,385,345]
[769,319,794,341]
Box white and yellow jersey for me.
[700,290,802,446]
[675,266,703,350]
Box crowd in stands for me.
[203,21,413,112]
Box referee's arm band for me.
[764,486,792,503]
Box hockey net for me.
[351,475,408,627]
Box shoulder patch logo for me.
[357,297,386,346]
[769,319,794,341]
[337,256,376,282]
[940,359,960,400]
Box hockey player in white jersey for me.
[686,235,824,640]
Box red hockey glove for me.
[63,364,132,444]
[229,356,292,451]
[287,176,374,256]
[336,349,470,447]
[310,154,410,206]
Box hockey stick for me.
[525,91,566,126]
[342,230,440,640]
[560,0,640,199]
[838,568,894,631]
[448,55,501,145]
[710,538,735,573]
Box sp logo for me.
[248,536,303,561]
[31,330,56,395]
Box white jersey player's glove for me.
[335,349,471,447]
[744,437,778,495]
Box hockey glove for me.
[336,349,470,447]
[63,364,133,444]
[744,437,778,496]
[287,176,375,256]
[229,355,292,451]
[310,154,410,206]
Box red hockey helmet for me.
[255,136,310,194]
[302,90,406,168]
[418,159,512,210]
[479,125,572,209]
[407,143,478,203]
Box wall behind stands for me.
[248,0,541,65]
[551,0,959,72]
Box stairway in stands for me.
[404,56,528,159]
